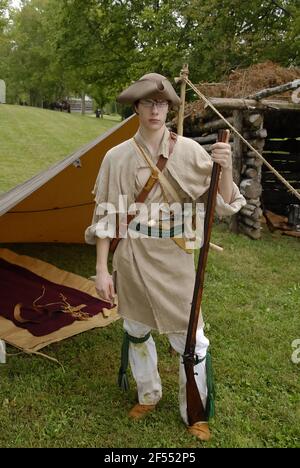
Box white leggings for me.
[123,318,209,425]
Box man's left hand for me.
[211,142,232,170]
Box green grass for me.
[0,226,299,448]
[0,104,120,193]
[0,108,299,447]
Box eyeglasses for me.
[139,99,169,108]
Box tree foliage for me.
[0,0,8,31]
[1,0,299,104]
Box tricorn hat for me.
[116,73,181,107]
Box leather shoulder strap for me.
[109,132,177,253]
[134,132,177,204]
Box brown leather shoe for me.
[128,403,156,420]
[188,422,211,441]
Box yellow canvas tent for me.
[0,114,139,243]
[0,114,139,353]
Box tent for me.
[0,114,139,243]
[0,114,138,354]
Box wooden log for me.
[255,207,263,218]
[199,142,234,152]
[246,152,264,164]
[241,216,261,229]
[247,79,300,101]
[241,218,261,229]
[257,168,262,185]
[251,209,262,221]
[194,134,234,144]
[193,134,219,144]
[247,198,261,207]
[264,139,300,153]
[193,133,234,144]
[266,160,300,171]
[206,97,300,112]
[264,153,300,163]
[240,179,262,199]
[252,210,263,220]
[267,166,300,177]
[239,223,261,240]
[242,203,256,212]
[244,128,268,140]
[244,113,264,129]
[200,116,233,133]
[240,207,262,220]
[246,152,259,159]
[245,167,258,179]
[264,170,300,180]
[246,139,265,151]
[240,208,256,218]
[263,180,300,190]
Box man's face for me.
[135,95,169,131]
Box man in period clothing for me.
[85,73,246,441]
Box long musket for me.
[183,129,230,425]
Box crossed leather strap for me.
[109,131,177,253]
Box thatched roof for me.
[183,61,300,120]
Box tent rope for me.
[3,340,65,370]
[183,76,300,202]
[22,347,65,370]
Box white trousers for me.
[124,318,209,425]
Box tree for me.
[50,0,138,104]
[2,0,299,105]
[0,0,10,79]
[2,0,60,103]
[0,0,8,31]
[184,0,299,81]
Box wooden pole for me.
[206,97,300,112]
[230,110,243,233]
[247,79,300,100]
[177,64,189,136]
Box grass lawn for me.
[0,227,299,448]
[0,107,299,447]
[0,104,120,193]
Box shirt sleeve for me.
[215,182,246,217]
[84,154,115,244]
[84,207,115,245]
[193,143,246,216]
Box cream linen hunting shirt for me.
[85,127,246,333]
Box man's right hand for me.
[95,270,115,305]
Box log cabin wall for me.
[262,110,300,217]
[186,110,266,239]
[238,111,265,239]
[178,99,300,240]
